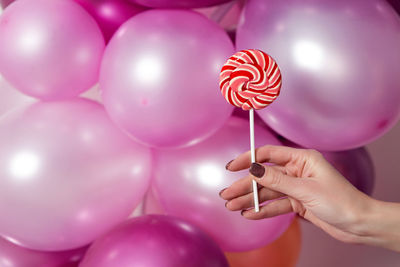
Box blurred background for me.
[298,122,400,267]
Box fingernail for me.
[225,201,229,208]
[241,210,246,216]
[225,160,234,170]
[250,163,265,178]
[219,188,227,197]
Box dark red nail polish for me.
[219,188,227,197]
[250,163,265,178]
[225,160,234,170]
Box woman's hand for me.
[220,145,400,251]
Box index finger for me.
[227,145,301,172]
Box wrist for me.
[357,198,400,252]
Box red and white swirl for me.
[219,49,282,110]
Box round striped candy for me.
[219,49,282,110]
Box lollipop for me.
[219,49,282,212]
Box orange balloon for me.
[225,218,301,267]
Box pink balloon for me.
[101,9,234,148]
[74,0,147,42]
[0,75,34,117]
[0,236,87,267]
[152,117,295,251]
[80,215,229,267]
[0,99,152,251]
[130,0,231,8]
[0,0,105,100]
[237,0,400,151]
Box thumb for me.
[249,163,305,198]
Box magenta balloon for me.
[74,0,147,42]
[387,0,400,14]
[323,148,375,196]
[0,0,14,9]
[237,0,400,151]
[152,117,295,251]
[0,99,152,251]
[130,0,231,8]
[0,236,87,267]
[100,9,234,148]
[80,215,229,267]
[0,0,105,100]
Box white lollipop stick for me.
[249,108,260,213]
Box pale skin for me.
[220,145,400,252]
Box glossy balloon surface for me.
[0,0,105,100]
[0,99,152,251]
[152,117,294,251]
[101,9,234,148]
[237,0,400,150]
[0,236,87,267]
[80,215,229,267]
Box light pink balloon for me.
[0,99,152,251]
[0,236,87,267]
[151,117,295,251]
[0,75,34,117]
[237,0,400,151]
[0,0,105,100]
[100,9,234,148]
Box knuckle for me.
[266,168,282,188]
[306,149,322,159]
